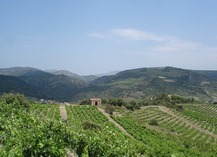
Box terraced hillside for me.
[29,104,146,156]
[65,105,147,156]
[182,104,217,137]
[27,104,217,156]
[119,105,217,144]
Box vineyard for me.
[0,94,217,157]
[111,105,217,156]
[182,104,217,134]
[30,104,61,120]
[123,106,217,143]
[65,105,146,156]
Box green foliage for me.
[145,93,194,110]
[149,119,158,126]
[81,146,89,157]
[0,93,30,110]
[80,99,91,105]
[82,121,102,131]
[0,102,67,156]
[176,105,184,112]
[66,105,147,157]
[1,95,217,157]
[126,101,141,111]
[105,105,115,114]
[171,95,195,104]
[183,104,217,126]
[101,98,107,104]
[112,115,217,157]
[2,67,217,102]
[108,98,126,107]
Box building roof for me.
[90,98,101,101]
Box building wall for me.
[90,99,101,106]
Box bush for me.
[176,105,184,112]
[101,99,107,104]
[80,99,91,105]
[108,98,126,107]
[126,101,141,111]
[149,119,158,126]
[105,105,115,114]
[0,93,30,111]
[81,121,102,131]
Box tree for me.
[101,99,107,104]
[0,93,30,111]
[108,98,126,106]
[126,101,140,111]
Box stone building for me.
[90,98,101,106]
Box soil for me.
[59,105,67,121]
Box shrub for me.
[81,121,102,131]
[108,98,126,107]
[149,119,158,126]
[176,105,184,112]
[101,99,107,104]
[126,101,141,111]
[80,99,91,105]
[0,93,30,111]
[105,105,115,114]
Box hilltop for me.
[0,66,217,102]
[75,66,217,101]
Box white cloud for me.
[112,28,164,42]
[88,33,106,39]
[89,28,217,54]
[112,28,203,52]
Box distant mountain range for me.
[0,66,217,102]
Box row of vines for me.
[111,104,217,157]
[0,97,146,157]
[1,94,217,157]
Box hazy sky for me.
[0,0,217,75]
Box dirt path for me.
[158,106,217,139]
[59,105,67,121]
[98,108,134,138]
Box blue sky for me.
[0,0,217,75]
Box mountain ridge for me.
[0,66,217,102]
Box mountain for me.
[0,67,87,101]
[0,75,38,97]
[195,70,217,81]
[49,70,83,79]
[48,70,98,83]
[0,67,41,76]
[74,67,217,101]
[1,66,217,102]
[94,71,120,77]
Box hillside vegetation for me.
[0,94,217,156]
[1,66,217,102]
[75,67,217,102]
